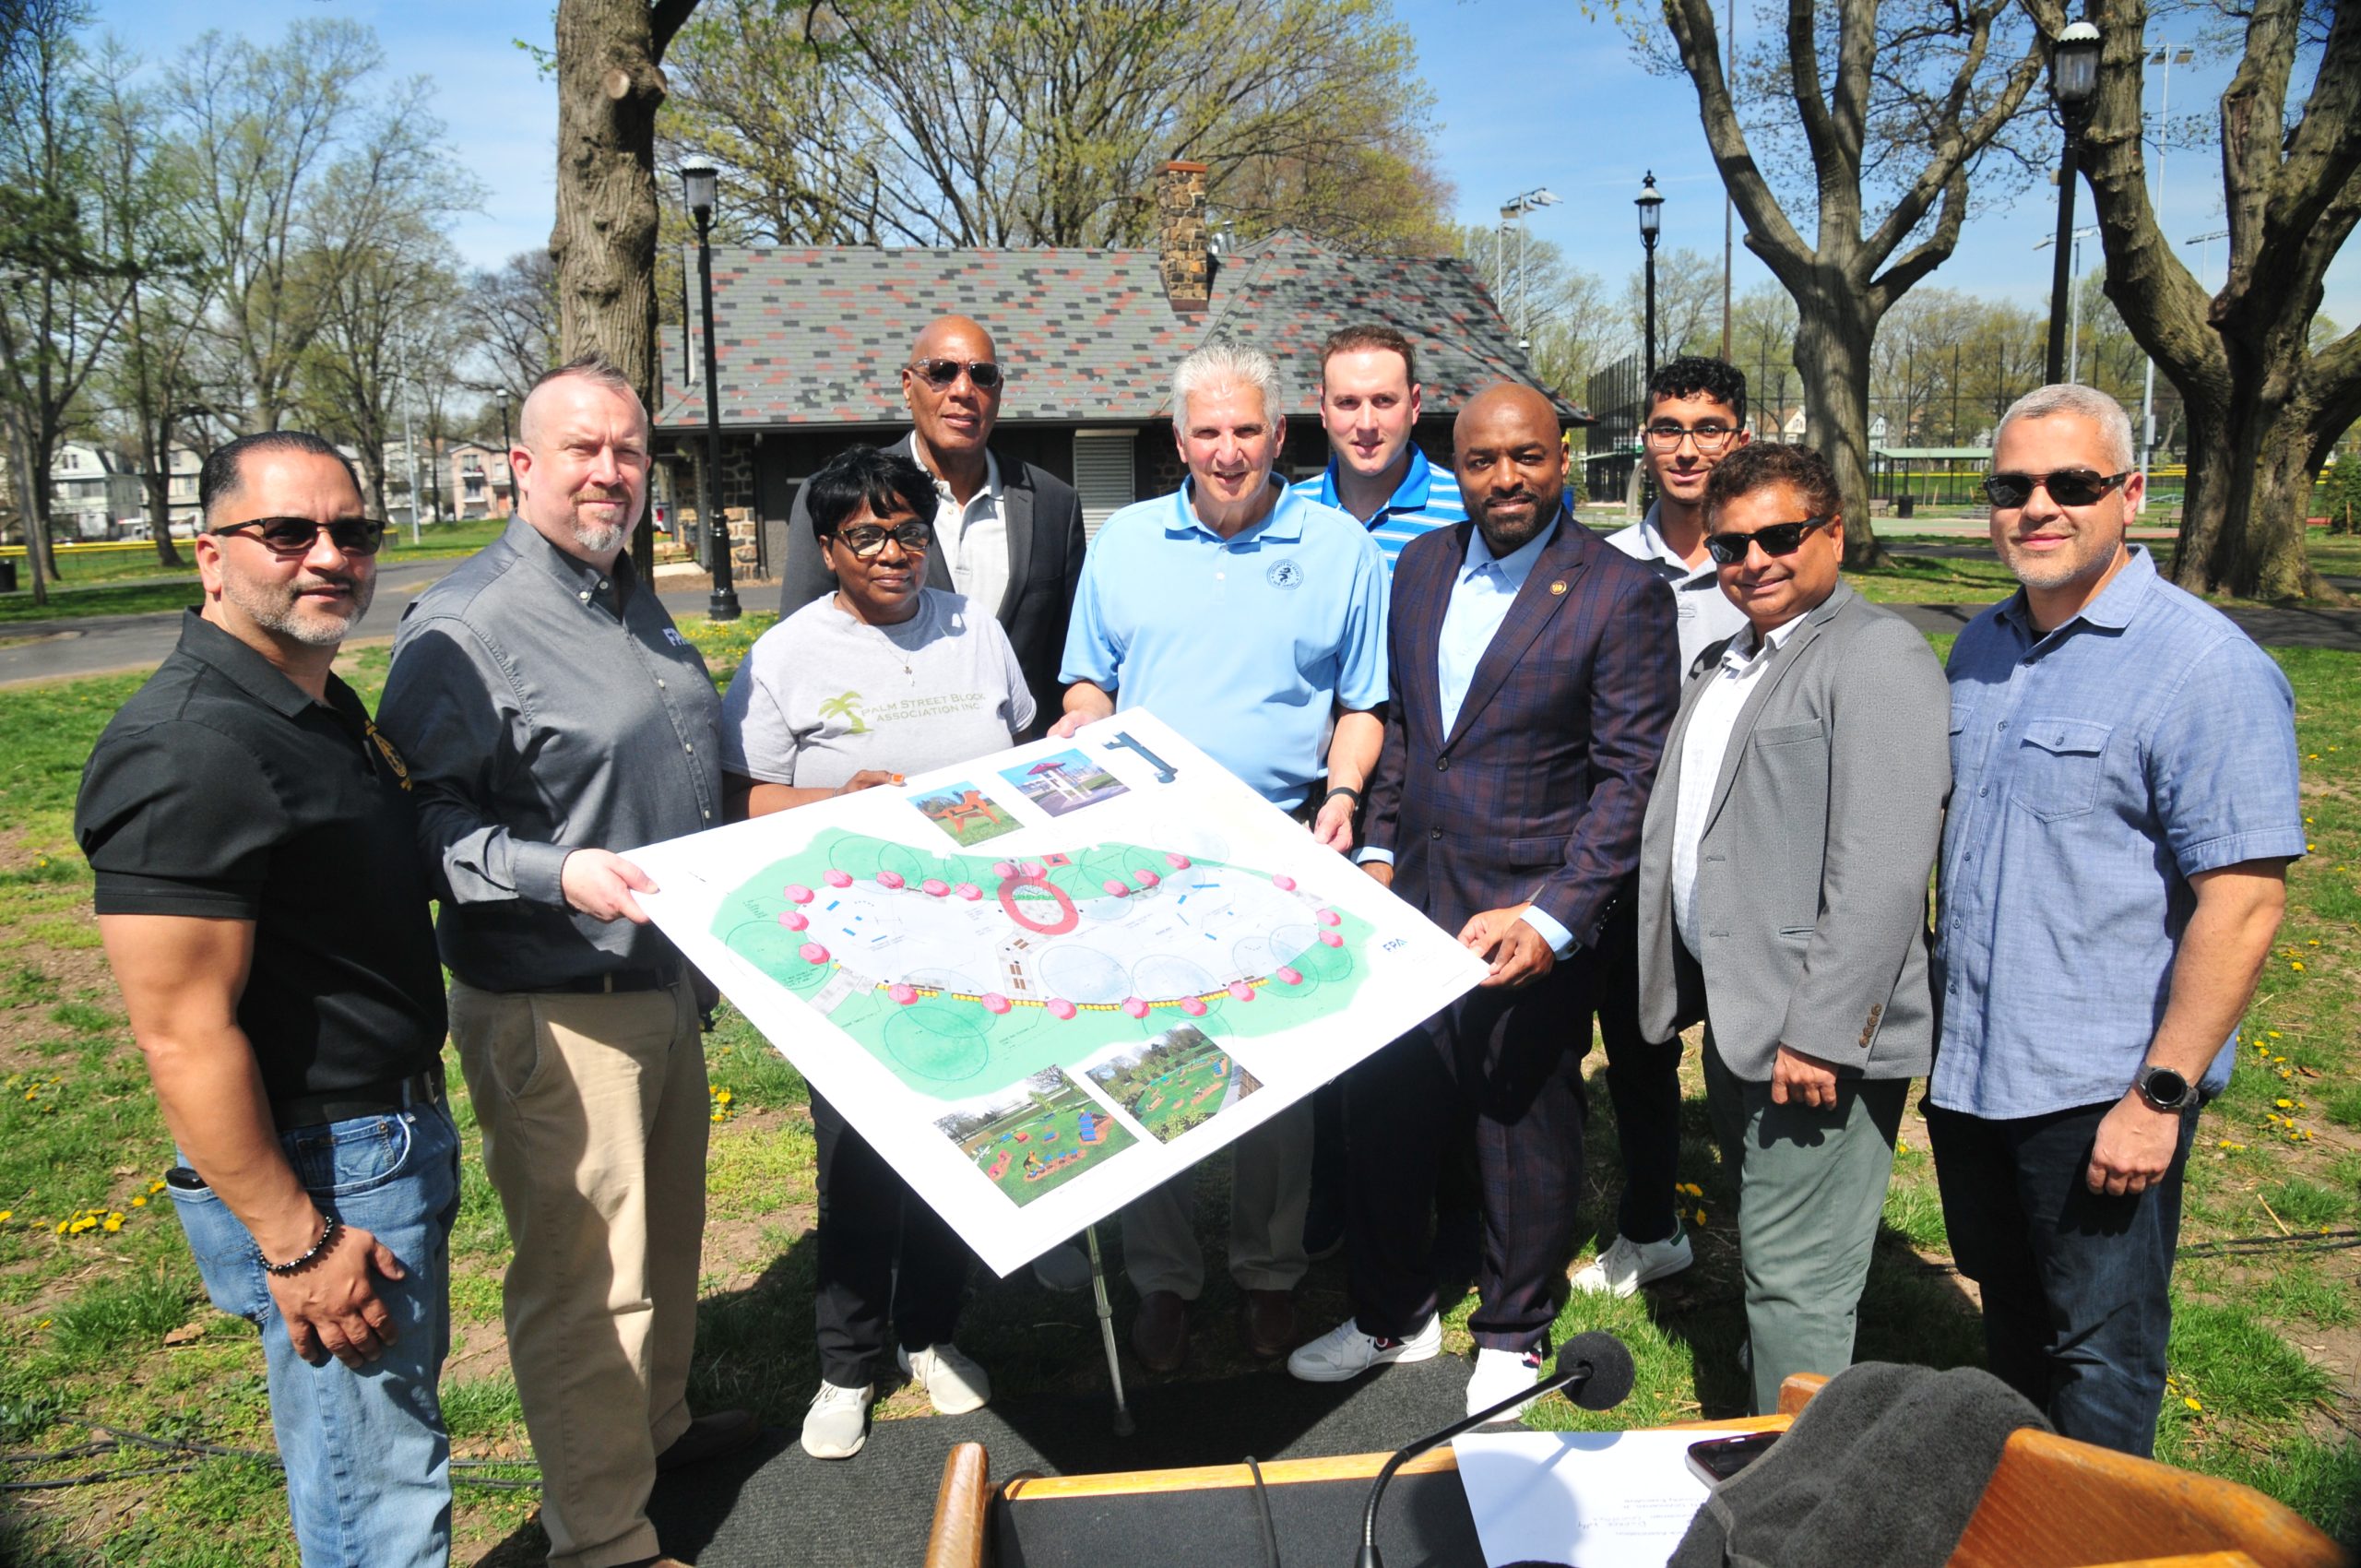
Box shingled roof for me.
[654,232,1574,431]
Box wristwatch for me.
[2133,1063,2192,1114]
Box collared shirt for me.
[1931,547,2305,1120]
[76,612,447,1105]
[1061,478,1388,809]
[377,515,726,992]
[1604,502,1751,676]
[1290,445,1465,577]
[1670,612,1810,956]
[929,447,1009,619]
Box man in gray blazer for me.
[1634,442,1949,1416]
[776,314,1086,735]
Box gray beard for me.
[221,574,374,647]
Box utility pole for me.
[395,337,422,546]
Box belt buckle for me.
[602,971,619,995]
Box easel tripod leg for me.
[1085,1224,1135,1436]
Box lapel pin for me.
[1549,579,1568,596]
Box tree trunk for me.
[1792,280,1885,569]
[144,469,184,568]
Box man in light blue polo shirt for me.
[1059,339,1388,1372]
[1929,383,2303,1458]
[1289,324,1465,576]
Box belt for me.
[1287,781,1330,826]
[544,963,684,995]
[271,1064,445,1133]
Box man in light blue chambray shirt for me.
[1928,385,2303,1459]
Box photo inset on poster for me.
[1083,1025,1263,1144]
[910,780,1020,849]
[933,1067,1137,1206]
[999,749,1129,817]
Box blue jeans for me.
[1925,1098,2198,1458]
[168,1099,462,1567]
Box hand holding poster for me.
[628,710,1488,1277]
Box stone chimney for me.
[1157,160,1210,313]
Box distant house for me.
[52,444,146,540]
[447,442,515,520]
[652,161,1578,570]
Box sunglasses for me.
[1982,469,2130,509]
[210,517,388,557]
[1704,517,1833,565]
[909,358,1003,391]
[828,521,933,559]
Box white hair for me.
[1996,384,2135,471]
[1171,340,1284,431]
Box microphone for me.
[1352,1331,1635,1568]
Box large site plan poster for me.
[628,710,1489,1277]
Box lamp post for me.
[2136,43,2192,509]
[495,388,513,517]
[682,163,741,622]
[1636,172,1665,386]
[2044,21,2103,386]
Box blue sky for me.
[110,0,2356,329]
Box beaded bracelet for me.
[261,1213,342,1277]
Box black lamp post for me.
[2045,21,2103,385]
[496,388,513,517]
[682,163,742,622]
[1636,172,1665,386]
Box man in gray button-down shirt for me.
[378,354,745,1568]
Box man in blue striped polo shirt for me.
[1290,325,1465,575]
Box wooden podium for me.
[923,1375,2349,1568]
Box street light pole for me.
[496,389,513,517]
[1636,172,1665,386]
[396,336,422,546]
[682,164,742,623]
[1497,188,1560,342]
[2137,43,2191,510]
[2044,22,2103,386]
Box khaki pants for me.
[450,980,708,1568]
[1122,1098,1312,1300]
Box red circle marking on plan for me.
[799,943,829,964]
[1272,874,1297,892]
[922,879,949,897]
[877,872,906,890]
[778,911,808,931]
[1047,999,1077,1019]
[1166,852,1192,869]
[998,873,1080,936]
[1122,997,1150,1018]
[1318,931,1344,947]
[955,883,982,900]
[825,870,853,888]
[1276,967,1303,985]
[1317,909,1341,927]
[981,992,1011,1014]
[1180,996,1208,1016]
[888,983,918,1004]
[1228,980,1256,1002]
[785,885,814,904]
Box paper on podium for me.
[1452,1428,1712,1566]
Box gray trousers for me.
[1703,1036,1906,1416]
[1122,1098,1312,1300]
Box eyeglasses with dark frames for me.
[1643,422,1739,453]
[1703,517,1834,565]
[209,517,388,557]
[908,358,1003,391]
[828,521,934,559]
[1981,469,2131,509]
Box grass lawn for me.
[0,626,2355,1562]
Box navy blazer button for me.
[1436,757,1450,771]
[1430,827,1442,840]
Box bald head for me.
[1453,384,1567,555]
[902,314,1002,469]
[913,315,997,363]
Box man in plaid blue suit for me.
[1289,384,1680,1418]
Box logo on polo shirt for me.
[363,719,413,791]
[1265,559,1303,590]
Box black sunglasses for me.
[210,517,388,557]
[909,358,1003,391]
[1704,517,1833,565]
[1982,469,2130,509]
[828,521,934,559]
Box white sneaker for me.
[800,1381,873,1459]
[899,1342,991,1415]
[1569,1229,1693,1297]
[1031,1242,1092,1293]
[1286,1315,1442,1383]
[1465,1347,1545,1421]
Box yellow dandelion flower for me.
[102,1216,123,1232]
[0,1210,8,1223]
[53,1219,65,1235]
[2269,1030,2283,1039]
[131,1195,145,1207]
[2184,1396,2202,1412]
[710,1111,725,1123]
[2308,940,2319,946]
[1693,1207,1707,1226]
[716,1088,733,1105]
[2277,1098,2295,1108]
[148,1179,166,1194]
[2291,961,2306,971]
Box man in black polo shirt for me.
[76,431,457,1567]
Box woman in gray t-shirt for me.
[718,446,1031,1461]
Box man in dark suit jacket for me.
[776,315,1086,734]
[1288,385,1679,1419]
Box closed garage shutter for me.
[1073,431,1136,540]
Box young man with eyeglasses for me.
[1572,356,1755,1304]
[378,356,751,1568]
[1928,385,2301,1457]
[1632,442,1950,1415]
[77,432,460,1566]
[777,315,1086,741]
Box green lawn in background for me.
[0,623,2352,1563]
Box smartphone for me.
[1686,1431,1780,1486]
